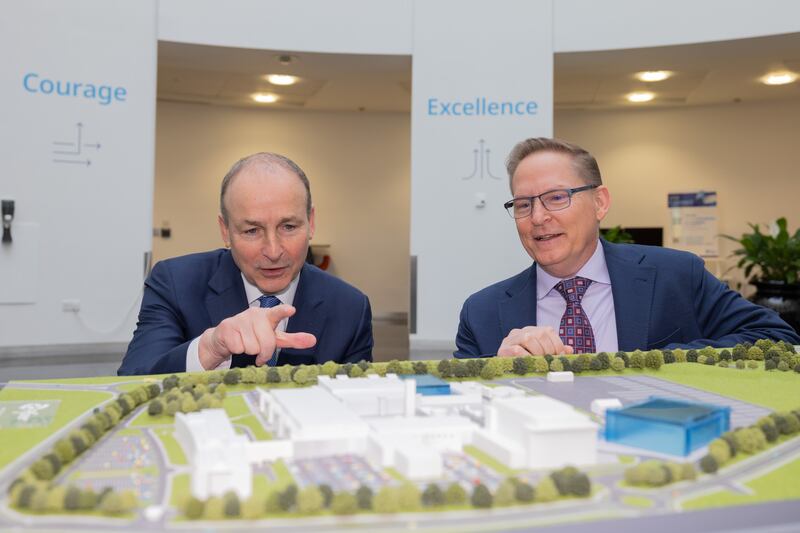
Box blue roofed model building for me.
[604,397,730,456]
[397,374,451,396]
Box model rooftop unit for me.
[604,397,731,456]
[398,374,452,396]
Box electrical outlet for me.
[62,299,80,312]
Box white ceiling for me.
[158,43,412,112]
[556,32,800,109]
[158,32,800,113]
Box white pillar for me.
[410,0,554,349]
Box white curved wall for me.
[159,0,800,54]
[553,0,800,52]
[158,0,412,55]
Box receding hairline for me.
[220,152,312,224]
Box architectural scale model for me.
[2,341,800,532]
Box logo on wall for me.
[52,122,100,166]
[461,139,503,181]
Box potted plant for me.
[601,225,634,244]
[722,217,800,331]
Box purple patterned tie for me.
[554,277,596,354]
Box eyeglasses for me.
[503,184,598,219]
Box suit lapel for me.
[603,241,656,351]
[499,266,538,336]
[205,251,249,326]
[285,264,325,341]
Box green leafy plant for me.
[601,225,634,244]
[722,217,800,284]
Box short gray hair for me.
[506,137,602,190]
[220,152,312,224]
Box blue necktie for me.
[258,295,281,366]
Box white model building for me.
[476,396,598,469]
[174,409,253,499]
[316,374,414,417]
[366,414,476,479]
[261,386,370,457]
[255,375,599,478]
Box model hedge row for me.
[180,466,591,520]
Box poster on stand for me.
[668,191,718,257]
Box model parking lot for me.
[287,454,394,491]
[56,431,160,504]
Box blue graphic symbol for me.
[52,122,100,166]
[461,139,503,181]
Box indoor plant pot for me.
[723,217,800,332]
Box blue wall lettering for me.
[23,73,127,106]
[427,97,537,117]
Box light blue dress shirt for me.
[536,240,619,353]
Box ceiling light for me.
[266,74,298,86]
[627,91,655,103]
[276,54,298,66]
[252,93,278,103]
[636,70,672,82]
[761,71,798,85]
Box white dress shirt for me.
[185,274,299,371]
[535,240,619,353]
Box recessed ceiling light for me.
[252,93,278,103]
[636,70,672,82]
[761,71,798,85]
[627,91,655,103]
[266,74,298,86]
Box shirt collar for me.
[242,272,300,307]
[536,239,611,301]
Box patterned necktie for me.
[258,295,281,366]
[554,277,596,354]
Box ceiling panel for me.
[157,33,800,112]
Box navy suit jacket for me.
[455,240,800,357]
[119,249,373,375]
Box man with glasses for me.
[455,137,799,358]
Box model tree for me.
[397,483,422,512]
[699,454,718,474]
[355,485,373,510]
[184,496,204,519]
[422,483,445,507]
[535,476,559,502]
[373,486,399,513]
[515,480,535,503]
[471,483,493,508]
[444,482,467,505]
[493,478,517,506]
[330,492,358,515]
[297,486,324,514]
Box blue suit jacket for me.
[119,249,373,375]
[455,240,800,357]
